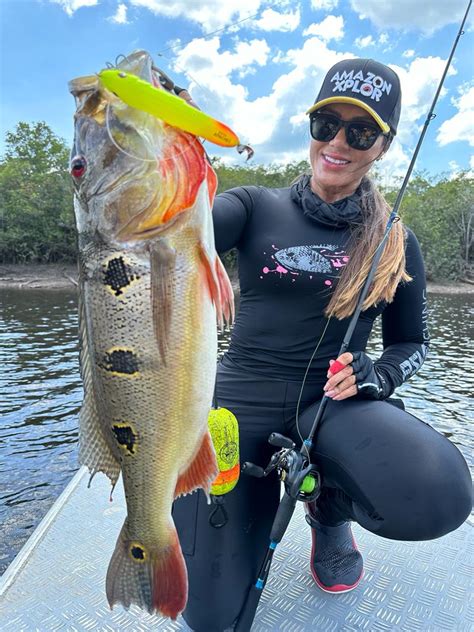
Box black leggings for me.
[173,358,472,632]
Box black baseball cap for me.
[307,58,402,135]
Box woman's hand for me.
[174,86,200,110]
[323,352,357,401]
[323,351,389,401]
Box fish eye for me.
[71,155,87,178]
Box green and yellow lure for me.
[99,69,241,148]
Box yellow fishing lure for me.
[99,69,240,148]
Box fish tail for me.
[106,523,187,619]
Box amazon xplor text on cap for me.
[307,58,402,135]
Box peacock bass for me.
[69,50,233,619]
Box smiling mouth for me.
[323,154,350,166]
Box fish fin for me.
[78,292,120,486]
[106,523,187,619]
[215,255,235,327]
[150,240,177,365]
[198,243,235,329]
[205,158,218,204]
[174,431,218,498]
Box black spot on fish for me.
[112,423,137,455]
[130,545,145,561]
[100,349,139,375]
[103,256,140,296]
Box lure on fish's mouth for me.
[98,67,254,159]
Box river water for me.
[0,288,472,575]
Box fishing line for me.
[157,10,262,56]
[292,126,390,453]
[294,315,333,460]
[236,4,472,628]
[157,53,214,103]
[292,189,397,456]
[155,53,255,155]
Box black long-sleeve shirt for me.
[213,185,429,394]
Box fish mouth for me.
[69,75,99,96]
[70,51,209,243]
[68,51,154,98]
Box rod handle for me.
[270,492,298,542]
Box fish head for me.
[69,50,213,245]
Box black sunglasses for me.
[310,111,387,151]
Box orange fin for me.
[198,242,235,329]
[106,524,187,619]
[206,159,218,204]
[152,530,187,619]
[215,255,235,326]
[175,431,218,498]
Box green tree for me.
[383,173,473,280]
[1,121,472,281]
[213,158,310,193]
[4,122,70,172]
[0,122,76,263]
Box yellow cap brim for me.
[306,97,391,134]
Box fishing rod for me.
[235,1,472,629]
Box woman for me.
[173,58,472,632]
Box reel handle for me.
[242,462,265,478]
[268,433,295,449]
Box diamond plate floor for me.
[1,467,472,631]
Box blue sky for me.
[1,0,473,181]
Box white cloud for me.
[437,85,474,147]
[252,7,300,32]
[172,37,276,144]
[350,0,472,33]
[109,3,129,24]
[355,34,374,48]
[173,34,347,157]
[379,32,389,44]
[171,31,464,176]
[130,0,263,31]
[375,138,411,182]
[448,160,461,178]
[402,49,415,58]
[311,0,339,9]
[174,32,459,175]
[51,0,98,16]
[303,15,344,41]
[392,57,457,149]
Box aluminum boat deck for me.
[1,467,472,631]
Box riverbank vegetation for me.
[0,122,472,282]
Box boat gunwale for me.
[0,466,89,597]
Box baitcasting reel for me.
[242,432,320,502]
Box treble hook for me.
[237,144,255,162]
[115,53,128,67]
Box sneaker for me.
[305,506,364,593]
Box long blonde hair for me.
[326,176,411,319]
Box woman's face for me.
[309,102,388,202]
